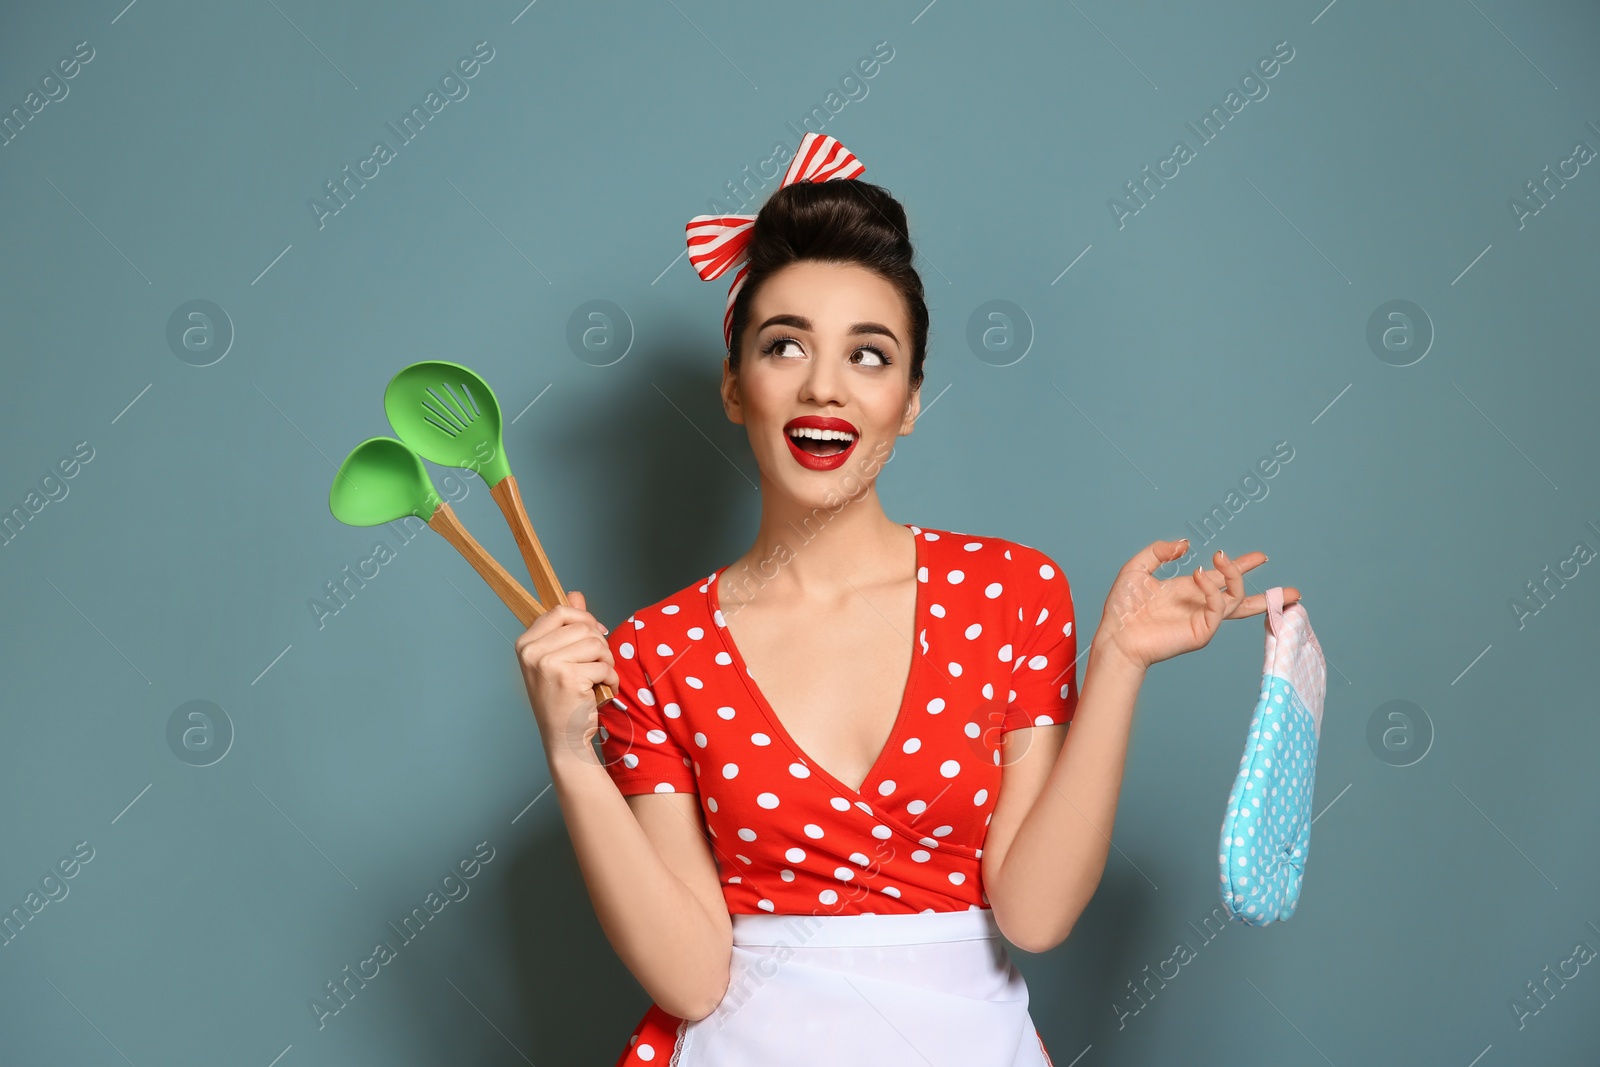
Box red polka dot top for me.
[595,524,1080,916]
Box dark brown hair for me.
[725,179,928,392]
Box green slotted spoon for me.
[384,361,614,707]
[329,437,542,626]
[384,361,570,615]
[383,361,614,707]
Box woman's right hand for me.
[515,590,620,768]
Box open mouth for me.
[786,426,858,457]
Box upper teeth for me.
[789,426,856,441]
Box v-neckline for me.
[707,523,925,800]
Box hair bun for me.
[727,179,928,389]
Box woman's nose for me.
[800,353,847,403]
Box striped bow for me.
[685,132,866,351]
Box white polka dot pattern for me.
[594,524,1078,925]
[1218,592,1327,927]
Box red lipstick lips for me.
[783,415,859,472]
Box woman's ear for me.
[721,355,744,424]
[898,383,920,435]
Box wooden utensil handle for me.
[490,475,567,609]
[488,475,613,707]
[427,502,544,626]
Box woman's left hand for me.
[1095,538,1301,671]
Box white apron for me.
[667,908,1054,1067]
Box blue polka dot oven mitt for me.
[1219,586,1327,927]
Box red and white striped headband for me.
[685,132,866,352]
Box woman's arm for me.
[980,635,1145,953]
[982,539,1293,952]
[548,746,734,1021]
[516,591,733,1022]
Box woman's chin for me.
[775,467,878,511]
[757,435,889,508]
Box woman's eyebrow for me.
[755,313,901,344]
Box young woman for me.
[515,133,1300,1066]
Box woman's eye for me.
[763,337,891,366]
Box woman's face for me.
[721,260,919,509]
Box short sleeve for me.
[595,620,697,796]
[1002,550,1080,731]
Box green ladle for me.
[384,361,570,615]
[329,437,543,626]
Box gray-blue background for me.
[3,0,1597,1064]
